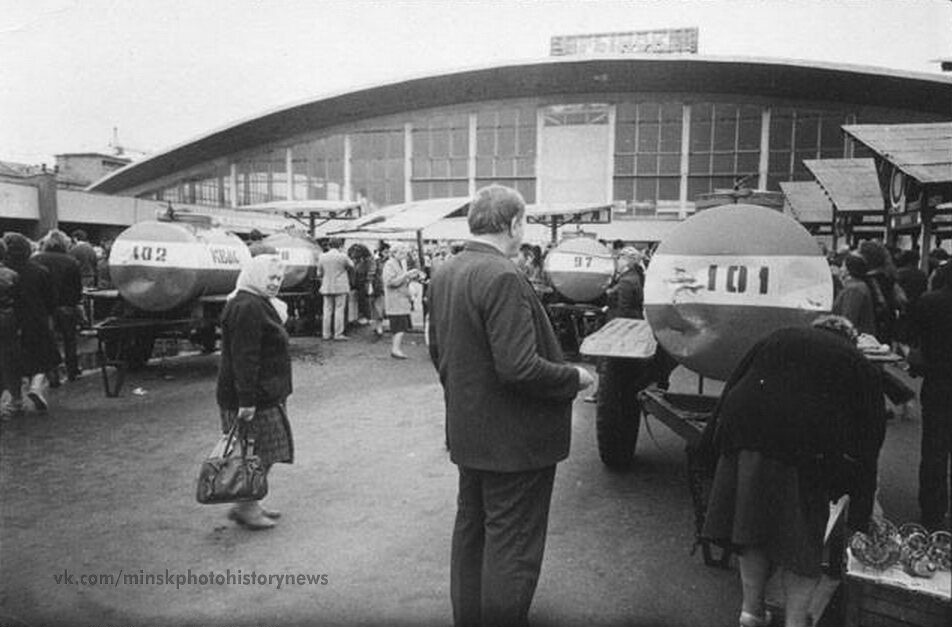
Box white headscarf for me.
[229,254,288,323]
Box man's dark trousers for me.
[451,465,556,627]
[919,379,952,530]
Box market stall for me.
[802,158,886,249]
[841,122,952,271]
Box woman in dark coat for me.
[217,254,294,530]
[2,233,61,411]
[701,315,886,627]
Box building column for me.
[679,103,691,219]
[404,122,413,202]
[285,147,294,201]
[29,171,58,238]
[343,134,352,202]
[468,113,477,197]
[229,163,238,207]
[758,107,771,190]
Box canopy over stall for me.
[780,181,834,241]
[524,202,613,244]
[240,199,365,237]
[327,196,472,261]
[842,123,952,268]
[802,158,884,249]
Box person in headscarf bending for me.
[216,254,293,530]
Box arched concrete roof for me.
[89,54,952,194]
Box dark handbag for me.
[196,422,268,504]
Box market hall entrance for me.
[537,104,612,205]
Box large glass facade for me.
[236,150,286,205]
[351,128,404,208]
[137,94,943,220]
[767,108,848,191]
[290,136,344,201]
[687,103,762,201]
[411,113,469,200]
[614,102,682,214]
[476,107,536,203]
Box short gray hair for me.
[468,185,525,236]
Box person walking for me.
[33,230,84,381]
[0,239,22,420]
[2,233,60,412]
[907,263,952,531]
[217,254,294,530]
[427,184,594,627]
[316,238,354,341]
[700,316,886,627]
[383,244,423,359]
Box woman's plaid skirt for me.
[220,403,294,468]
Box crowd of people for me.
[0,228,109,420]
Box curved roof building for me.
[89,54,952,232]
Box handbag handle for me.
[222,420,252,459]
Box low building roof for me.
[803,158,883,214]
[89,55,952,194]
[841,122,952,184]
[780,181,833,224]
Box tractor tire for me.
[595,357,647,469]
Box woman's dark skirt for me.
[388,314,412,333]
[702,449,829,577]
[220,404,294,468]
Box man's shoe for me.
[390,351,408,360]
[334,335,350,341]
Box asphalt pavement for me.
[0,327,925,627]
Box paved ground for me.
[0,327,925,627]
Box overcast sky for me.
[1,0,950,167]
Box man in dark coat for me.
[908,263,952,530]
[2,233,60,411]
[34,230,84,381]
[428,185,594,627]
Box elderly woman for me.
[700,315,886,627]
[217,254,294,530]
[382,244,424,359]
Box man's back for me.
[317,248,352,294]
[428,241,577,472]
[912,285,952,383]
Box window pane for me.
[639,102,660,121]
[770,111,794,150]
[431,159,449,179]
[613,178,634,201]
[689,153,710,174]
[738,116,761,150]
[638,123,659,152]
[495,158,513,178]
[616,124,636,153]
[692,102,713,122]
[712,153,735,174]
[450,158,468,178]
[450,128,468,158]
[661,102,683,122]
[688,177,711,200]
[517,127,535,156]
[658,177,680,200]
[615,154,635,175]
[476,156,493,177]
[795,114,820,150]
[659,154,681,175]
[413,130,430,157]
[515,156,535,177]
[637,154,658,175]
[431,130,449,158]
[736,152,760,174]
[691,121,712,151]
[659,122,682,152]
[713,114,737,151]
[477,128,495,156]
[497,127,516,155]
[514,179,535,203]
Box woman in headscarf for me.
[216,254,293,530]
